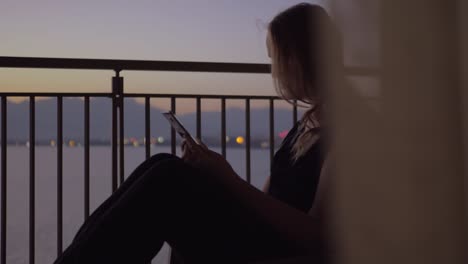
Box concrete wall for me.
[329,1,467,263]
[460,0,468,221]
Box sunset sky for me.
[0,0,327,110]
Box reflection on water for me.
[2,146,270,264]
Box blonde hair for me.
[269,3,342,161]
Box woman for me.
[54,3,342,263]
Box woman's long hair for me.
[268,3,343,161]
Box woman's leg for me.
[155,162,301,263]
[72,153,178,243]
[55,153,178,264]
[55,156,300,264]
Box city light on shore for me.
[236,136,245,145]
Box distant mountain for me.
[3,98,300,142]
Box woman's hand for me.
[181,139,239,182]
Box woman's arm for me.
[262,176,271,193]
[182,141,324,254]
[222,170,322,254]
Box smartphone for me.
[162,111,196,145]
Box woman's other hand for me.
[181,139,239,182]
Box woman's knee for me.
[142,156,198,188]
[146,156,187,176]
[133,153,181,179]
[116,153,182,197]
[147,153,179,163]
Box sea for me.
[1,145,272,264]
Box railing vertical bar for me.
[119,94,124,185]
[145,97,151,159]
[269,99,275,164]
[84,96,90,219]
[29,97,35,264]
[0,96,6,264]
[111,83,118,193]
[221,98,226,158]
[245,99,251,184]
[57,96,63,256]
[293,100,298,125]
[196,97,201,140]
[170,97,176,155]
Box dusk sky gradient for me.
[1,0,328,112]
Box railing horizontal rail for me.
[0,92,282,100]
[0,92,112,97]
[0,56,379,76]
[0,56,270,73]
[124,94,280,100]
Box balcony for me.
[0,56,376,264]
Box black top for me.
[267,122,324,212]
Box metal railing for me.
[0,56,378,264]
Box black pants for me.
[54,153,299,264]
